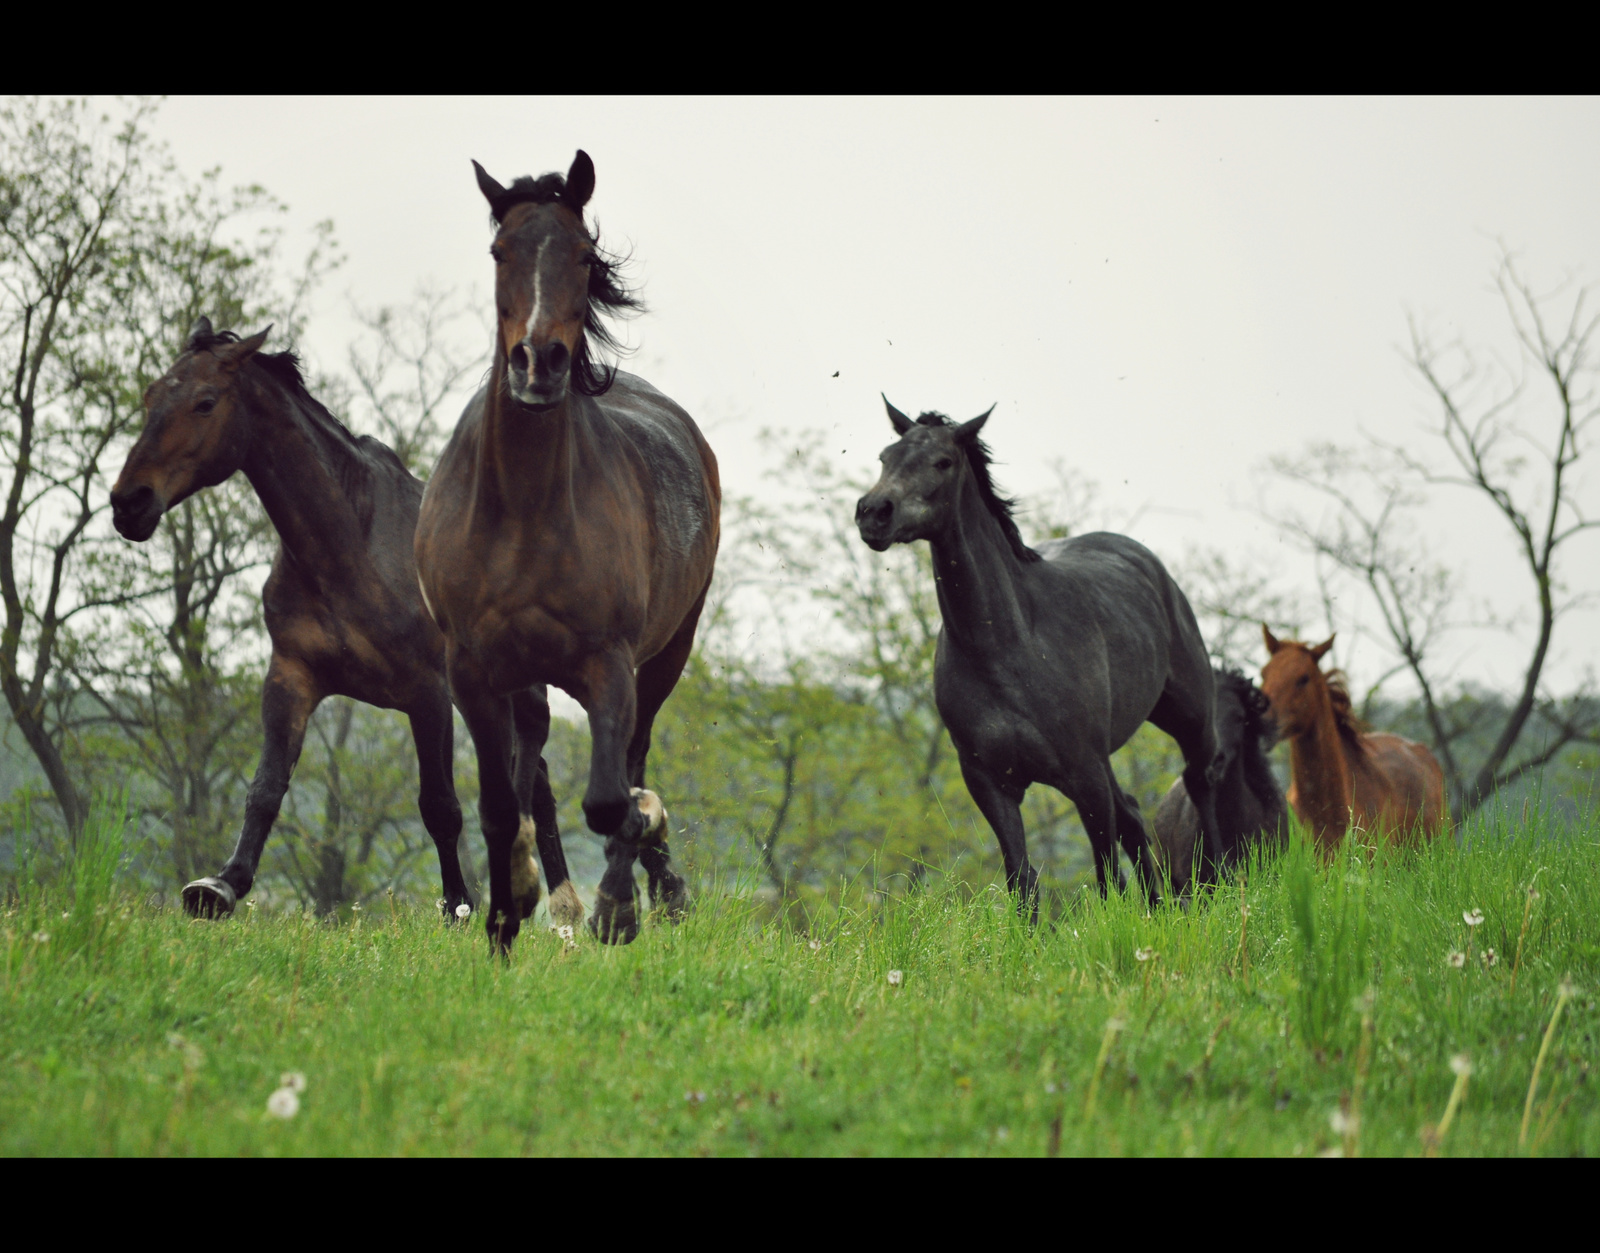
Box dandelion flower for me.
[61,911,70,920]
[808,938,822,953]
[351,903,362,914]
[455,903,471,920]
[1463,909,1484,927]
[1447,950,1466,969]
[279,1071,307,1093]
[1449,1054,1473,1078]
[266,1087,300,1119]
[1135,947,1156,962]
[32,931,49,944]
[556,924,575,943]
[887,969,904,987]
[1482,948,1498,968]
[1558,979,1578,998]
[1329,1108,1357,1136]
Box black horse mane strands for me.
[486,171,644,398]
[914,411,1041,564]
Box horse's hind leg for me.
[408,688,471,920]
[511,687,583,929]
[957,752,1039,920]
[186,654,319,918]
[577,650,646,944]
[624,591,708,920]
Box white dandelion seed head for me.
[1558,979,1578,999]
[1482,948,1499,967]
[61,911,70,920]
[1107,1017,1127,1033]
[808,938,822,952]
[1528,889,1541,901]
[556,924,575,943]
[266,1087,300,1119]
[1135,947,1156,962]
[279,1071,307,1093]
[684,1090,706,1104]
[1449,1054,1473,1078]
[1329,1108,1357,1136]
[455,903,471,919]
[32,931,49,944]
[1240,904,1252,918]
[351,903,361,913]
[1463,909,1484,927]
[1447,950,1467,969]
[887,969,904,987]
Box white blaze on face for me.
[521,240,548,350]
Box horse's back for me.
[1355,732,1448,843]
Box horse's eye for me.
[194,397,216,415]
[934,458,953,471]
[490,245,504,263]
[1296,675,1309,688]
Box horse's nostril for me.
[112,484,153,516]
[540,341,570,375]
[510,344,530,374]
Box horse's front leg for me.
[511,687,583,929]
[185,654,319,917]
[958,753,1039,922]
[449,651,522,953]
[579,650,646,944]
[407,686,470,920]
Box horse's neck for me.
[477,372,577,521]
[927,475,1029,649]
[240,381,368,579]
[1289,691,1354,837]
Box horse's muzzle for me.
[855,495,894,551]
[110,484,164,541]
[508,340,570,410]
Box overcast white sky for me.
[144,96,1600,697]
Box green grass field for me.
[3,806,1596,1156]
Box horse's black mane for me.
[486,171,643,398]
[185,326,410,488]
[914,411,1040,563]
[1215,666,1285,811]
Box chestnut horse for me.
[110,320,581,926]
[1259,626,1447,851]
[415,151,720,950]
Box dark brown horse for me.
[1259,627,1447,852]
[415,151,720,949]
[109,320,583,927]
[1152,668,1287,896]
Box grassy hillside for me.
[2,806,1595,1156]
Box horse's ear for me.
[217,326,271,369]
[563,150,595,210]
[1308,634,1336,662]
[1262,623,1281,654]
[473,160,507,219]
[184,316,214,351]
[883,394,914,436]
[954,405,995,444]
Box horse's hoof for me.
[631,787,668,843]
[587,889,639,945]
[182,877,237,919]
[547,879,585,929]
[649,875,691,922]
[510,817,543,921]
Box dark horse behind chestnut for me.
[855,400,1224,911]
[1152,667,1287,898]
[109,319,582,927]
[415,151,719,950]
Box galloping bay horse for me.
[855,400,1224,909]
[415,151,719,950]
[110,320,583,926]
[1152,668,1287,896]
[1259,627,1447,851]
